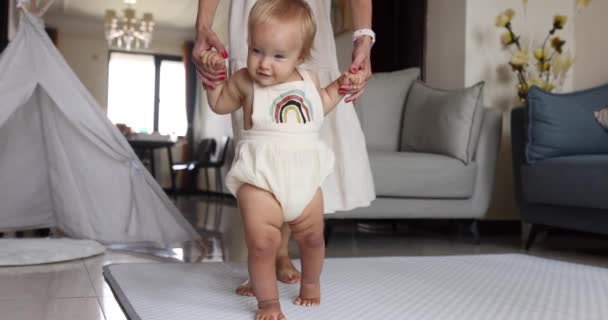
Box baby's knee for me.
[295,231,324,249]
[247,230,281,257]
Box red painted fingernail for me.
[222,51,228,59]
[219,76,225,80]
[351,68,357,73]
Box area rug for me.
[0,238,105,266]
[103,254,608,320]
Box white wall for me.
[465,0,575,101]
[425,0,466,89]
[574,0,608,90]
[44,14,195,110]
[423,0,577,219]
[465,0,575,220]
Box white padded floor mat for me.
[103,254,608,320]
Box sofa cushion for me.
[526,83,608,163]
[356,68,420,152]
[400,81,484,164]
[369,151,477,199]
[521,155,608,209]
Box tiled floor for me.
[1,198,607,319]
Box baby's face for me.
[247,19,304,86]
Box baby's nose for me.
[259,56,271,69]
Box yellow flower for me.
[529,76,545,88]
[495,9,515,27]
[529,77,554,92]
[536,62,551,72]
[551,37,566,54]
[517,83,531,101]
[534,49,547,61]
[553,15,567,30]
[552,52,574,77]
[510,50,530,68]
[577,0,592,9]
[501,32,514,46]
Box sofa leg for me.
[524,223,538,250]
[470,220,480,245]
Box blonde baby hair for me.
[248,0,317,61]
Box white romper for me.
[225,68,335,222]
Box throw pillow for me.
[595,107,608,130]
[355,68,420,151]
[526,83,608,163]
[400,81,484,164]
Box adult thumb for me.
[350,53,365,73]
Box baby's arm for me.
[201,51,246,115]
[312,71,363,114]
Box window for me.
[107,51,186,137]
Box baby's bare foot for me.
[294,282,321,307]
[235,280,255,297]
[257,299,285,320]
[276,256,301,284]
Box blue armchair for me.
[511,84,608,249]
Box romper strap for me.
[297,66,314,84]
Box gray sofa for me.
[511,83,608,249]
[327,68,503,239]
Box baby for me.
[199,0,361,319]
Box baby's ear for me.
[297,52,308,65]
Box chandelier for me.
[104,0,155,50]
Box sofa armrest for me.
[471,108,503,214]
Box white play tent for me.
[0,3,199,247]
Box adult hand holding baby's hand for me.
[199,51,227,89]
[338,71,365,103]
[192,27,227,90]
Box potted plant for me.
[495,0,592,102]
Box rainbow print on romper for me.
[269,89,313,124]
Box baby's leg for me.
[289,189,325,307]
[237,184,286,320]
[277,224,301,284]
[235,224,300,297]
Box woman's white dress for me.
[228,0,375,213]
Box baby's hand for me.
[200,50,227,75]
[338,71,364,96]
